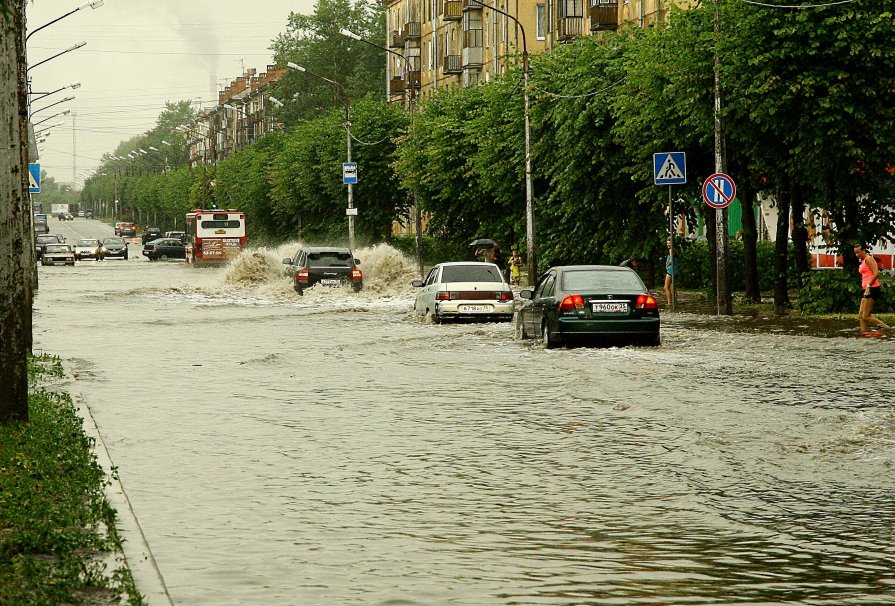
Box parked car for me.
[515,265,660,348]
[41,244,75,266]
[142,238,185,261]
[141,227,163,245]
[85,210,93,219]
[100,237,129,260]
[117,222,137,237]
[281,247,363,295]
[73,238,104,261]
[411,262,514,323]
[35,234,65,259]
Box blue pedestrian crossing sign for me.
[653,152,686,185]
[28,163,41,193]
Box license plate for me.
[320,279,341,286]
[461,304,491,312]
[592,302,628,313]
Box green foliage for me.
[797,269,893,314]
[671,239,794,292]
[0,354,143,605]
[391,234,469,267]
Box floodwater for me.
[32,240,895,605]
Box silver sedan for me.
[412,262,515,323]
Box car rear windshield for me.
[441,264,504,283]
[562,269,645,293]
[37,235,59,243]
[44,245,69,253]
[307,251,354,267]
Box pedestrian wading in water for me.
[853,243,890,332]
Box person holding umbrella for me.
[471,238,497,263]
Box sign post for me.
[703,172,736,315]
[654,152,686,310]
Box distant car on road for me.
[73,238,104,261]
[142,238,186,261]
[41,244,75,266]
[35,234,65,260]
[101,237,129,260]
[85,210,93,219]
[141,227,163,245]
[117,222,137,237]
[515,265,661,348]
[281,247,363,295]
[164,231,187,244]
[412,262,514,324]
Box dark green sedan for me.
[515,265,661,347]
[142,238,186,261]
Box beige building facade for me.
[382,0,690,104]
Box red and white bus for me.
[185,209,247,265]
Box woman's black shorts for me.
[863,286,882,300]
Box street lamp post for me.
[32,108,70,127]
[470,0,536,285]
[29,95,74,117]
[287,62,356,251]
[29,81,80,103]
[339,28,425,278]
[27,41,86,72]
[26,0,104,42]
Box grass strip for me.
[0,354,144,605]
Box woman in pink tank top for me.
[853,243,890,331]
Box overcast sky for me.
[27,0,315,189]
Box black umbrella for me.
[470,238,496,248]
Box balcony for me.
[462,0,482,11]
[443,54,462,75]
[403,21,421,40]
[589,1,618,31]
[556,16,584,41]
[390,30,404,47]
[462,46,483,68]
[389,76,406,95]
[443,0,462,20]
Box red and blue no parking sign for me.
[702,173,736,209]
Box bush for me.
[797,270,894,314]
[671,239,797,292]
[391,234,470,268]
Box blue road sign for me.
[702,173,736,209]
[342,162,358,185]
[653,152,686,185]
[28,163,41,193]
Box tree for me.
[0,0,29,421]
[268,0,386,124]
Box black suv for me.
[281,247,363,295]
[142,227,163,245]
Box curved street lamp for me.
[29,81,80,103]
[30,94,75,117]
[26,0,105,42]
[27,41,86,72]
[32,108,70,127]
[287,62,356,252]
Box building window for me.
[536,4,546,40]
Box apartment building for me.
[382,0,683,103]
[187,65,287,167]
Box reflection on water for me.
[33,244,895,605]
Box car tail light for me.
[636,294,658,309]
[351,268,363,282]
[435,291,451,301]
[296,269,309,282]
[559,294,585,310]
[498,291,513,301]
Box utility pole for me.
[713,0,731,315]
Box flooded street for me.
[33,240,895,605]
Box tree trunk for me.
[790,186,809,288]
[773,182,791,310]
[740,182,761,302]
[0,0,30,422]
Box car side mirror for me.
[519,289,533,299]
[354,259,361,265]
[282,258,291,265]
[411,279,424,287]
